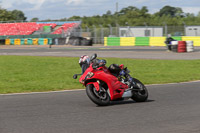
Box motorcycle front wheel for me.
[131,78,148,102]
[86,84,110,106]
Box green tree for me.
[106,10,112,16]
[0,9,15,21]
[157,5,184,17]
[68,16,81,21]
[30,17,39,22]
[39,5,200,27]
[11,10,27,21]
[0,7,26,22]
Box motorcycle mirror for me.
[90,53,97,61]
[73,74,78,79]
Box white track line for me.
[146,80,200,86]
[0,89,85,96]
[0,80,200,96]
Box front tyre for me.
[131,78,148,102]
[86,84,110,106]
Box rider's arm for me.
[92,59,106,69]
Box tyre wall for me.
[5,38,52,45]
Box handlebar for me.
[92,59,106,69]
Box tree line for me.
[0,7,26,22]
[72,5,200,28]
[1,5,200,27]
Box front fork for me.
[89,80,111,98]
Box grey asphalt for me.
[1,45,200,60]
[0,81,200,133]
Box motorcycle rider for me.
[79,55,90,74]
[79,55,106,73]
[165,34,176,51]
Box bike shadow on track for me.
[100,99,155,107]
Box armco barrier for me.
[104,37,184,46]
[135,37,149,46]
[107,37,120,46]
[120,37,135,46]
[104,37,108,46]
[172,36,182,41]
[149,37,166,46]
[182,36,200,46]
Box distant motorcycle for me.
[73,54,148,106]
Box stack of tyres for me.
[178,41,186,53]
[38,38,44,45]
[186,41,194,52]
[32,38,38,45]
[20,39,25,45]
[24,39,28,45]
[5,39,10,45]
[27,39,33,45]
[14,39,21,45]
[10,39,15,45]
[44,39,48,45]
[171,41,178,52]
[48,38,52,45]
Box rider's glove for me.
[119,70,126,76]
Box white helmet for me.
[79,55,90,67]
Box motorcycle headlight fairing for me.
[86,72,94,79]
[80,72,94,84]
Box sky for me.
[1,0,200,20]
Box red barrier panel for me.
[178,41,186,53]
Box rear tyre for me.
[131,78,148,102]
[86,84,110,106]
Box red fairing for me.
[79,64,129,100]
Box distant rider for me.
[165,34,176,51]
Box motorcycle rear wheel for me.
[86,84,110,106]
[131,78,148,102]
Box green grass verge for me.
[0,55,200,94]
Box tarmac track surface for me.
[0,81,200,133]
[0,45,200,60]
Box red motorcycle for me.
[73,54,148,106]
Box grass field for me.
[0,55,200,94]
